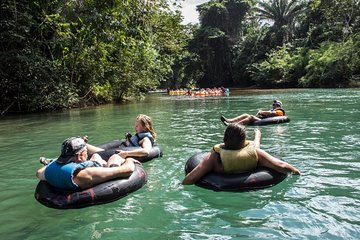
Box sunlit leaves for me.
[0,0,190,112]
[300,36,360,87]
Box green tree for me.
[254,0,306,44]
[0,0,74,113]
[0,0,189,113]
[300,35,360,87]
[249,44,306,87]
[301,0,360,47]
[188,0,250,87]
[232,22,272,86]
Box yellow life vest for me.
[212,141,258,173]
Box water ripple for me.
[1,89,360,239]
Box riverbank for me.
[2,87,359,116]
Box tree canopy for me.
[1,0,359,114]
[181,0,360,89]
[0,0,187,113]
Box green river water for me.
[0,88,359,239]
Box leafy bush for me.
[249,45,305,87]
[300,36,360,87]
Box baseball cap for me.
[273,100,282,107]
[56,137,86,164]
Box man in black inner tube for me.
[36,137,140,190]
[221,100,286,126]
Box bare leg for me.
[107,154,126,167]
[90,153,107,166]
[237,115,261,125]
[223,114,261,125]
[182,152,224,185]
[256,149,301,175]
[226,113,251,123]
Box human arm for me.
[86,143,105,155]
[117,137,152,158]
[73,158,136,189]
[36,166,47,181]
[79,135,107,155]
[256,149,301,175]
[182,152,223,185]
[253,129,261,148]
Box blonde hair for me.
[223,124,246,150]
[136,114,157,140]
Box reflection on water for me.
[0,89,359,239]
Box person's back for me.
[213,141,258,173]
[44,160,101,189]
[182,124,300,185]
[213,124,258,173]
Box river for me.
[0,88,359,239]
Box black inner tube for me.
[251,116,290,126]
[35,164,147,209]
[185,152,287,192]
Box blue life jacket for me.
[44,160,101,190]
[129,132,155,147]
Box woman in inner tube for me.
[182,123,301,185]
[86,114,157,159]
[221,100,286,125]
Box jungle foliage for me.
[182,0,360,89]
[0,0,187,113]
[1,0,360,113]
